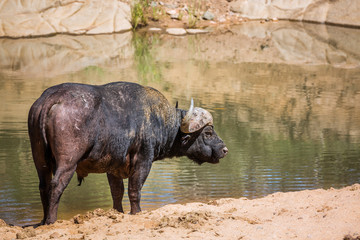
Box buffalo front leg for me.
[107,173,125,213]
[128,154,152,214]
[46,165,76,224]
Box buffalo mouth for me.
[210,146,228,164]
[209,153,225,164]
[189,146,228,165]
[210,157,220,164]
[192,157,223,165]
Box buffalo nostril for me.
[222,147,228,155]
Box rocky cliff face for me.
[0,0,359,38]
[0,0,132,38]
[230,0,360,27]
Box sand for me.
[1,184,359,240]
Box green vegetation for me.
[131,0,149,29]
[131,0,164,29]
[130,0,204,29]
[150,4,163,21]
[187,0,201,28]
[187,0,207,28]
[132,33,163,84]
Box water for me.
[1,21,360,226]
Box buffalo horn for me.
[182,98,194,125]
[180,98,213,133]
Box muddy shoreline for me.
[1,184,359,240]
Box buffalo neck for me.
[157,108,187,160]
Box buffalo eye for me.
[204,128,213,138]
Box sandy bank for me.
[1,184,359,240]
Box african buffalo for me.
[28,82,228,225]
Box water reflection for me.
[0,22,360,226]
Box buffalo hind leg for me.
[46,165,77,224]
[38,169,52,225]
[107,173,125,213]
[30,138,52,225]
[128,153,152,214]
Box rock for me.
[166,28,187,36]
[1,0,360,38]
[0,219,7,226]
[186,29,209,34]
[171,13,180,20]
[73,215,85,224]
[166,9,180,20]
[149,27,162,32]
[49,232,61,239]
[16,232,27,239]
[0,0,132,38]
[166,9,177,15]
[344,234,360,240]
[229,0,360,27]
[164,3,178,9]
[326,51,347,65]
[230,0,268,17]
[202,11,215,20]
[16,228,36,239]
[218,16,227,23]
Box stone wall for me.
[0,0,132,38]
[230,0,360,27]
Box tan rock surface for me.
[230,0,360,27]
[0,0,132,38]
[0,0,359,38]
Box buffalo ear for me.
[181,135,191,145]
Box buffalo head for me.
[180,99,228,164]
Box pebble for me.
[0,219,7,226]
[202,11,215,20]
[149,27,162,32]
[50,232,61,239]
[170,13,180,20]
[166,9,177,15]
[166,28,187,36]
[218,16,226,23]
[164,3,178,9]
[16,228,36,239]
[186,29,209,34]
[16,232,27,239]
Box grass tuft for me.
[131,0,149,29]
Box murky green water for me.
[1,22,360,226]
